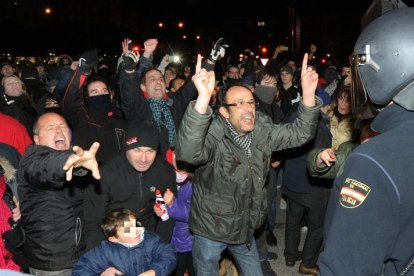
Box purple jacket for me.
[167,180,193,253]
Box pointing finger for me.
[195,54,202,74]
[301,53,309,77]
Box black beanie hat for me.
[125,120,160,151]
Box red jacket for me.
[0,113,32,156]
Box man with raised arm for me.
[175,53,322,276]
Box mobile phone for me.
[280,46,288,52]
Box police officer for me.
[318,7,414,275]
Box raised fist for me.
[209,38,228,62]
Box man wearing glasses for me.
[175,53,322,276]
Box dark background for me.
[2,0,413,66]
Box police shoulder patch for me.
[339,178,371,208]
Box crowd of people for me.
[1,7,414,276]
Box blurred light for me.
[261,47,268,54]
[239,54,244,58]
[326,53,331,58]
[321,58,327,64]
[260,58,269,66]
[45,7,52,15]
[170,56,181,63]
[255,55,260,59]
[196,35,201,40]
[257,21,265,27]
[182,35,187,39]
[178,22,184,28]
[132,45,140,53]
[158,22,164,28]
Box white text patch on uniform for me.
[339,178,371,208]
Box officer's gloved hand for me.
[121,50,140,71]
[78,49,99,75]
[208,38,228,63]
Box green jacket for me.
[176,99,322,245]
[307,141,358,179]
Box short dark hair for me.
[168,76,185,91]
[84,74,111,97]
[141,67,163,85]
[101,208,137,238]
[256,68,277,85]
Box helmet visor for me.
[351,54,368,115]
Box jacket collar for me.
[371,103,414,133]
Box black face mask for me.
[254,85,277,104]
[86,94,111,115]
[226,78,240,87]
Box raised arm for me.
[192,55,216,114]
[61,49,99,128]
[300,53,318,107]
[63,142,100,181]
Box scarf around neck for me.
[225,119,253,158]
[147,97,176,145]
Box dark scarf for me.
[147,98,176,145]
[225,119,253,158]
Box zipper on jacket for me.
[75,217,82,246]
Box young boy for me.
[72,208,177,276]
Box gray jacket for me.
[176,98,322,244]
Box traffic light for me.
[261,47,268,54]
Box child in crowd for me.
[72,208,176,276]
[158,148,195,276]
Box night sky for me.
[2,0,413,65]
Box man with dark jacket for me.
[281,90,333,275]
[175,54,321,276]
[61,50,126,164]
[319,8,414,275]
[118,38,225,157]
[83,120,176,251]
[17,112,100,275]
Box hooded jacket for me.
[72,232,176,276]
[0,157,20,271]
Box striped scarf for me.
[225,119,253,158]
[147,98,176,145]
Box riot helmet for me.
[351,7,414,111]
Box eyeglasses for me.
[224,100,258,108]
